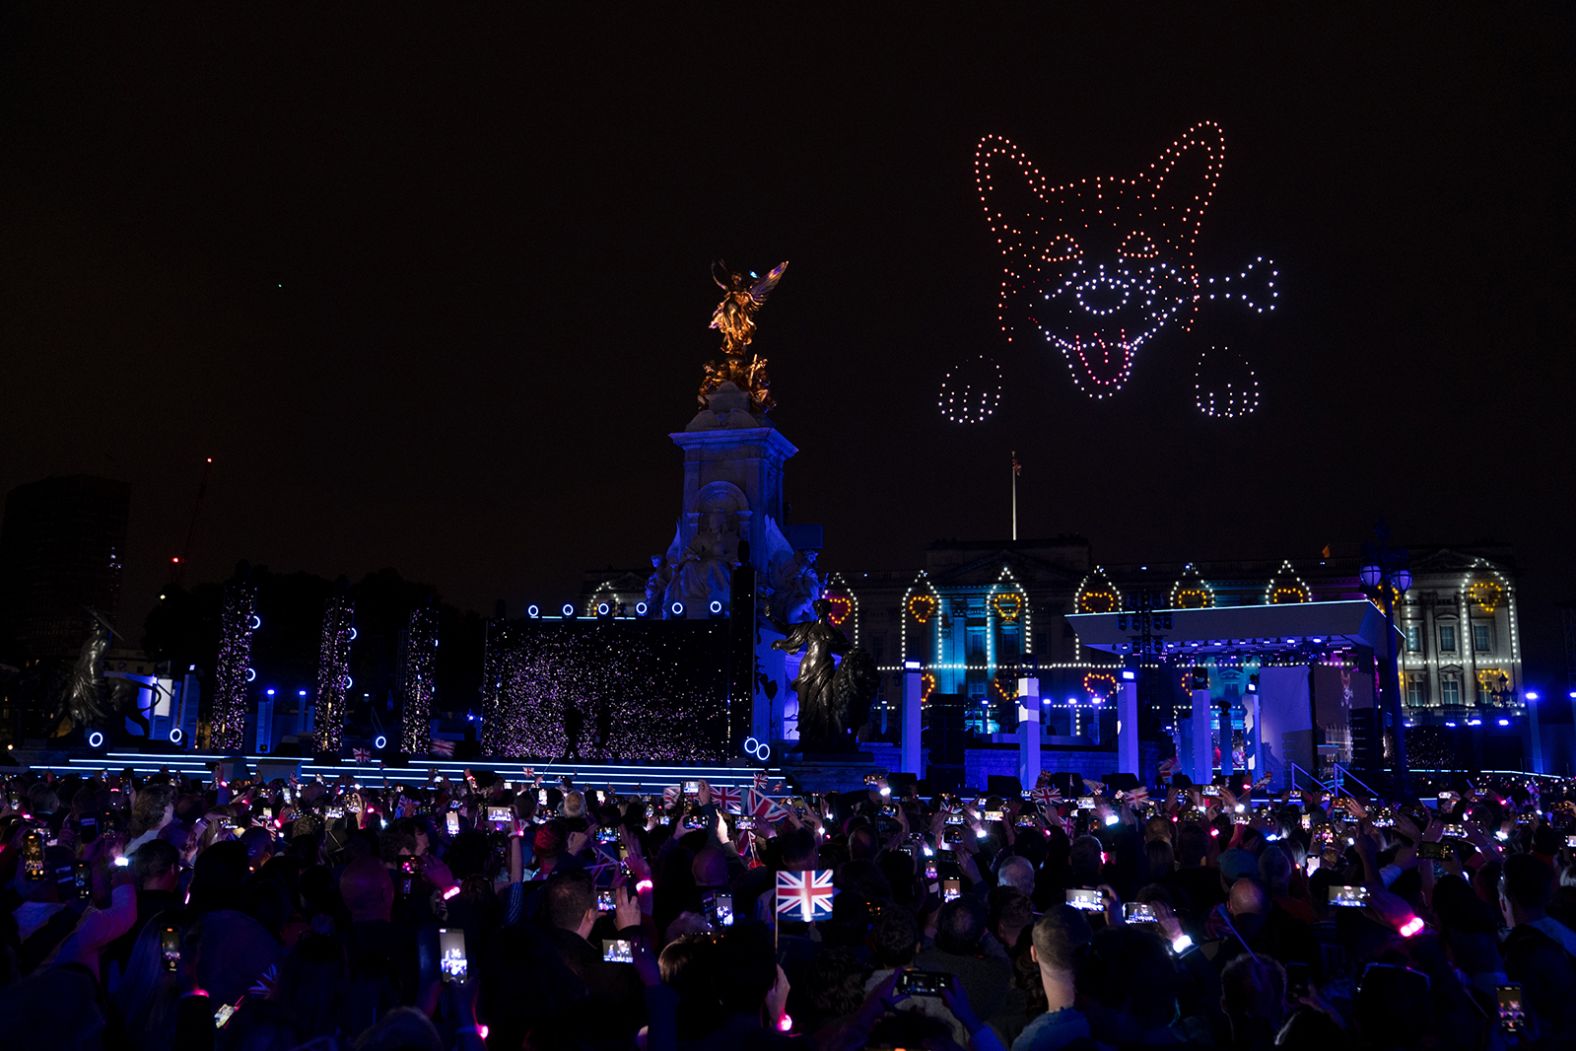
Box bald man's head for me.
[997,856,1035,898]
[341,856,395,923]
[1228,878,1268,918]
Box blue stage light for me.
[265,688,276,697]
[245,668,257,683]
[635,601,649,616]
[527,604,540,618]
[374,735,387,750]
[249,614,262,630]
[349,627,358,641]
[562,603,575,617]
[597,603,611,617]
[709,600,724,615]
[670,601,685,617]
[87,730,105,749]
[169,728,184,745]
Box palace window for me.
[1441,678,1462,706]
[1405,677,1424,707]
[1405,624,1420,652]
[1439,624,1457,653]
[1472,623,1492,653]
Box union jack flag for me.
[776,869,835,922]
[1082,778,1106,797]
[1032,785,1062,809]
[1157,757,1177,782]
[351,748,372,763]
[663,786,681,807]
[521,767,541,786]
[711,785,741,813]
[430,739,455,757]
[747,788,789,822]
[1116,786,1148,805]
[754,771,771,790]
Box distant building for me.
[827,541,1522,734]
[0,475,130,659]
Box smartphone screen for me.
[682,780,699,795]
[487,806,511,829]
[714,892,733,927]
[1122,902,1157,924]
[22,831,45,881]
[602,938,633,963]
[895,970,948,996]
[445,811,460,836]
[596,888,617,912]
[942,877,961,902]
[1066,888,1103,912]
[438,928,467,982]
[537,789,549,806]
[73,860,92,899]
[924,858,938,880]
[1328,885,1369,908]
[1496,984,1524,1033]
[161,927,181,972]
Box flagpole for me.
[1010,451,1018,542]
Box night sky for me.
[2,10,1573,680]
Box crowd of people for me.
[2,762,1575,1050]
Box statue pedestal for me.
[780,750,878,795]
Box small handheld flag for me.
[776,869,835,922]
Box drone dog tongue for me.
[1070,332,1135,388]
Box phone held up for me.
[439,928,468,982]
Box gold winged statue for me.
[700,260,788,413]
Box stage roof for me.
[1065,599,1401,657]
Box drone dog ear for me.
[1143,121,1226,254]
[974,133,1048,240]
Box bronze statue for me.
[699,260,788,413]
[50,612,152,739]
[773,597,857,751]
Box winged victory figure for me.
[699,260,788,413]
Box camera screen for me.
[983,810,1004,823]
[1328,885,1369,908]
[895,970,948,997]
[942,878,961,902]
[487,806,511,828]
[161,927,181,972]
[602,939,634,964]
[1077,796,1096,810]
[1123,902,1157,923]
[1067,888,1103,912]
[1442,824,1468,839]
[1497,985,1524,1033]
[22,832,45,880]
[713,892,734,927]
[596,889,617,912]
[445,811,460,835]
[439,928,467,982]
[682,780,699,794]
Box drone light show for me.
[953,121,1279,415]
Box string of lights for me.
[210,581,257,751]
[399,605,438,754]
[1264,560,1312,604]
[314,592,355,754]
[1169,563,1216,609]
[821,572,860,647]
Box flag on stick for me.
[776,869,835,922]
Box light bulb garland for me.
[970,123,1281,403]
[1074,567,1122,614]
[822,572,861,647]
[1467,579,1503,615]
[1169,564,1216,609]
[399,605,438,755]
[1083,671,1119,702]
[921,672,937,703]
[1264,560,1311,604]
[210,580,258,752]
[898,573,943,666]
[314,592,355,754]
[937,354,1004,424]
[991,591,1023,622]
[907,593,937,624]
